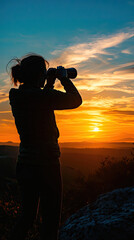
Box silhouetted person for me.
[8,54,82,240]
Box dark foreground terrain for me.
[0,144,134,239]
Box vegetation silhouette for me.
[75,145,134,206]
[0,146,134,239]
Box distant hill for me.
[0,144,132,179]
[0,141,19,146]
[59,141,133,149]
[0,145,19,178]
[0,141,133,149]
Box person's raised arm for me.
[44,66,82,110]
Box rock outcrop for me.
[59,187,134,240]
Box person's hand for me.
[46,68,56,88]
[56,66,68,80]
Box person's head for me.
[8,54,49,88]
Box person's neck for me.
[19,83,41,89]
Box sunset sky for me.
[0,0,134,143]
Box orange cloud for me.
[0,30,134,143]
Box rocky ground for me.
[59,186,134,240]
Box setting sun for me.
[93,127,100,132]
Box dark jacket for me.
[9,78,82,164]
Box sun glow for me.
[93,127,100,132]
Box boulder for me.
[59,187,134,240]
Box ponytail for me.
[11,64,21,86]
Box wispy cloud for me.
[121,49,131,54]
[1,29,134,143]
[0,111,11,113]
[49,30,134,142]
[103,110,134,115]
[0,73,12,103]
[50,31,134,67]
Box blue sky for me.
[0,0,134,143]
[0,0,134,71]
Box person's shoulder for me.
[9,88,18,98]
[9,87,16,94]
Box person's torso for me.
[9,85,60,164]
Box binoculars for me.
[47,67,77,79]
